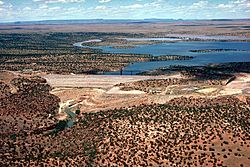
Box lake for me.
[74,40,250,75]
[99,41,250,75]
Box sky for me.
[0,0,249,22]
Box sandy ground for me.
[220,73,250,95]
[0,71,17,83]
[45,74,179,113]
[44,74,180,89]
[43,73,250,113]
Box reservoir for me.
[101,41,250,75]
[74,40,250,75]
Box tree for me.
[76,109,80,115]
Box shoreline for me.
[73,38,250,75]
[73,35,250,49]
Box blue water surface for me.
[98,42,250,75]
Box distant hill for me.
[0,18,249,25]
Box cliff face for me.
[0,76,60,136]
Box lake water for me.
[164,34,250,40]
[73,39,102,47]
[101,42,250,75]
[74,40,250,75]
[124,35,250,41]
[123,38,183,41]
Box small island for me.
[111,45,137,49]
[189,49,247,53]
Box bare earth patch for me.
[220,73,250,96]
[44,73,250,113]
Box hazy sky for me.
[0,0,249,22]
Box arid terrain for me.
[44,66,250,114]
[1,20,250,37]
[1,69,250,166]
[0,20,250,166]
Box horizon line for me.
[1,18,250,24]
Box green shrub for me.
[76,109,81,115]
